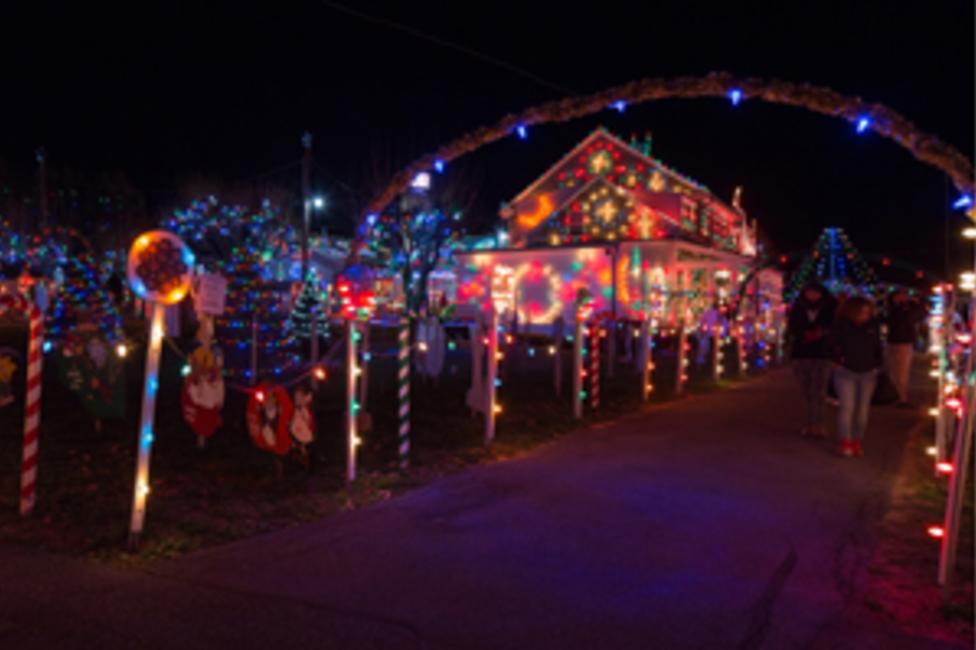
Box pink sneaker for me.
[852,441,863,457]
[839,440,854,457]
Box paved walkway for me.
[1,368,964,649]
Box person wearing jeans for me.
[827,297,884,457]
[884,289,923,405]
[833,366,878,452]
[787,283,836,436]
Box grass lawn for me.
[0,320,739,564]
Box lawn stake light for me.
[639,317,653,401]
[0,293,44,516]
[938,216,976,587]
[573,289,594,419]
[126,230,193,549]
[711,324,723,383]
[675,325,689,395]
[487,265,514,444]
[338,269,375,482]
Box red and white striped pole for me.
[0,294,44,516]
[21,302,43,516]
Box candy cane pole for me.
[590,322,600,410]
[485,307,498,444]
[397,317,411,469]
[346,320,359,483]
[573,317,584,419]
[128,303,165,548]
[20,302,43,516]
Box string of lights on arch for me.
[352,71,974,264]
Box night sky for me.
[3,1,973,277]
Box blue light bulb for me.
[953,194,973,210]
[855,116,871,133]
[516,124,528,140]
[728,88,742,106]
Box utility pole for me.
[35,147,48,231]
[301,131,312,280]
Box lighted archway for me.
[354,71,973,260]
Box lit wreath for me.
[514,262,564,324]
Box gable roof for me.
[504,127,726,214]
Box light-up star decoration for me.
[578,183,634,240]
[595,200,618,224]
[588,150,612,175]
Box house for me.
[452,128,781,331]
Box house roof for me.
[503,127,738,216]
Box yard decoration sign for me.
[181,318,225,444]
[126,230,194,549]
[56,329,126,420]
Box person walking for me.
[884,288,923,406]
[787,283,836,436]
[828,296,884,457]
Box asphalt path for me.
[1,367,964,649]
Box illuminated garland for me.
[354,72,973,263]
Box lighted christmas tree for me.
[786,227,877,301]
[164,198,302,383]
[46,247,122,344]
[287,270,326,339]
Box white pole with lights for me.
[346,319,359,482]
[337,271,375,483]
[573,289,594,418]
[487,266,514,444]
[125,231,193,549]
[937,211,976,586]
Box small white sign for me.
[195,273,227,316]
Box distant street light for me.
[312,196,326,210]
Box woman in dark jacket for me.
[827,296,883,457]
[787,283,837,436]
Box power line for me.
[317,0,574,97]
